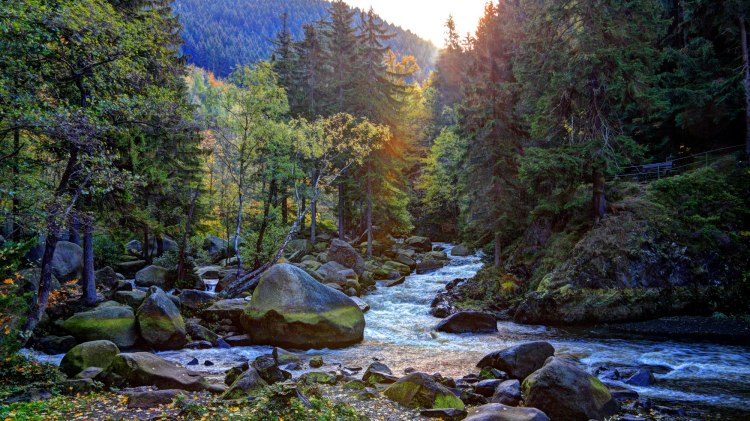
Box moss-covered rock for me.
[221,368,267,400]
[384,372,464,410]
[242,264,365,349]
[63,302,137,347]
[59,340,120,377]
[134,265,170,289]
[136,288,187,350]
[522,357,618,420]
[405,236,432,252]
[300,371,336,385]
[114,290,147,308]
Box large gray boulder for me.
[222,368,267,400]
[136,288,187,350]
[465,403,549,421]
[242,264,365,349]
[522,357,618,421]
[451,245,472,257]
[134,265,170,289]
[203,298,247,326]
[436,311,497,334]
[51,241,83,282]
[327,239,365,275]
[103,352,207,391]
[63,302,137,347]
[477,342,555,380]
[60,340,120,377]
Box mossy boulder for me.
[242,264,365,349]
[136,288,187,350]
[477,341,555,380]
[222,368,267,400]
[202,298,247,326]
[405,236,432,252]
[522,357,618,420]
[300,371,336,385]
[63,302,137,347]
[59,340,120,377]
[103,352,207,391]
[134,265,170,289]
[384,372,464,410]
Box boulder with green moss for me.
[242,264,365,349]
[134,265,170,289]
[59,340,120,377]
[136,288,187,350]
[384,372,465,410]
[222,368,267,399]
[522,357,618,420]
[63,302,138,347]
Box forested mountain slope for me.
[173,0,438,79]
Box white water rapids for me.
[27,244,750,417]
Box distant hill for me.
[172,0,438,80]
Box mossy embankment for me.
[452,161,750,325]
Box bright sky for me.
[343,0,489,47]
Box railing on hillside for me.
[611,144,746,183]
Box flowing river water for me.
[28,244,750,418]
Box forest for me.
[0,0,749,420]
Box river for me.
[27,244,750,418]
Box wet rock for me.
[625,368,654,387]
[185,320,219,344]
[35,335,77,355]
[103,352,208,391]
[204,360,214,366]
[417,259,444,274]
[185,341,212,349]
[522,357,619,420]
[187,358,199,366]
[242,264,365,349]
[136,288,187,350]
[309,356,324,368]
[224,334,253,347]
[451,245,471,257]
[460,390,488,406]
[350,296,370,312]
[477,341,555,380]
[609,387,639,401]
[273,347,302,365]
[75,367,104,380]
[436,311,497,334]
[491,379,521,406]
[384,372,465,410]
[465,403,549,421]
[421,408,468,420]
[125,389,182,409]
[63,301,137,347]
[60,340,120,377]
[379,276,406,287]
[178,290,215,312]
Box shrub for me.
[92,234,122,268]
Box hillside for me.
[172,0,438,79]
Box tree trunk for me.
[741,14,750,160]
[23,230,59,334]
[254,179,276,268]
[311,174,317,244]
[494,232,502,268]
[592,165,606,224]
[234,182,244,281]
[81,216,96,306]
[177,188,199,284]
[281,192,288,225]
[366,171,373,258]
[338,182,345,240]
[68,216,81,246]
[156,234,164,257]
[300,196,306,233]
